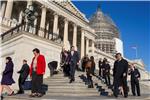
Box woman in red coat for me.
[29,48,46,97]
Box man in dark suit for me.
[128,63,141,96]
[17,59,30,94]
[68,46,79,83]
[113,53,128,98]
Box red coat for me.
[30,55,46,76]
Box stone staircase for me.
[43,72,99,97]
[3,71,150,100]
[3,71,101,100]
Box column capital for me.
[53,12,58,16]
[73,23,77,27]
[64,18,69,23]
[92,40,95,43]
[81,28,85,32]
[85,37,89,40]
[41,5,47,9]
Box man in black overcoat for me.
[17,59,30,94]
[113,53,128,98]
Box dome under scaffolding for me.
[89,6,121,55]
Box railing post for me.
[17,25,19,32]
[11,30,13,36]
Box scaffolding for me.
[89,8,120,55]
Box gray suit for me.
[68,51,79,80]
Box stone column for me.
[39,6,47,37]
[72,24,77,48]
[92,40,95,55]
[86,38,89,55]
[33,18,37,34]
[63,18,68,49]
[53,13,58,34]
[0,2,6,18]
[27,0,32,8]
[80,29,85,58]
[18,11,23,24]
[46,23,49,38]
[4,0,13,19]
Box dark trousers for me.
[122,78,128,97]
[131,80,140,96]
[31,71,43,94]
[104,74,111,86]
[113,77,128,97]
[99,68,101,76]
[82,63,85,72]
[113,78,120,97]
[87,74,93,88]
[70,62,76,80]
[18,76,25,92]
[63,65,66,75]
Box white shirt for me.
[71,51,74,56]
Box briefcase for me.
[22,81,31,90]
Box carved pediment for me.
[56,1,88,22]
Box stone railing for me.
[88,47,150,80]
[0,17,19,28]
[0,17,63,44]
[1,22,25,41]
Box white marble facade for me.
[0,0,149,90]
[0,32,62,89]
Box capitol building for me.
[89,7,123,55]
[0,0,149,89]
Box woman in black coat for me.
[0,57,15,97]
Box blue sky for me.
[72,1,150,72]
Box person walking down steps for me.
[85,56,95,88]
[17,59,30,94]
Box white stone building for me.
[0,0,96,89]
[0,0,149,90]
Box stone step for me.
[44,81,84,84]
[46,76,80,79]
[47,86,90,89]
[44,81,85,85]
[46,89,98,93]
[46,76,80,80]
[45,92,100,97]
[4,93,100,100]
[45,79,83,82]
[46,83,86,87]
